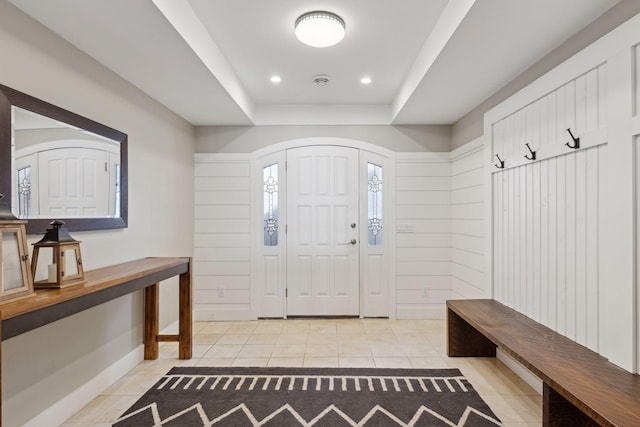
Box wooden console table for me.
[0,257,192,425]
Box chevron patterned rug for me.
[113,367,501,426]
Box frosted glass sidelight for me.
[263,164,279,246]
[367,163,383,246]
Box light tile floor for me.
[61,318,542,426]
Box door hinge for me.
[105,162,108,172]
[285,224,288,234]
[285,161,287,171]
[285,288,288,298]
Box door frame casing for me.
[250,137,396,319]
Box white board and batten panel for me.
[490,63,607,353]
[396,153,451,319]
[491,146,605,351]
[450,137,486,300]
[486,13,640,373]
[194,153,252,320]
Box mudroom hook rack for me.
[494,154,505,169]
[524,143,536,161]
[565,128,580,149]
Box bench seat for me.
[447,299,640,426]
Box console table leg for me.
[144,284,159,360]
[1,317,3,427]
[178,259,192,359]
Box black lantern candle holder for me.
[31,220,85,288]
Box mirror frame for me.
[0,83,128,234]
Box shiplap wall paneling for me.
[396,155,451,319]
[450,138,485,299]
[492,64,607,171]
[492,145,604,352]
[194,154,252,320]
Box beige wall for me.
[0,1,195,425]
[451,0,640,149]
[196,124,452,153]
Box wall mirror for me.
[0,83,128,234]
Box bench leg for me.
[543,383,599,426]
[447,308,496,357]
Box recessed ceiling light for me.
[295,11,345,48]
[360,77,372,85]
[270,75,282,83]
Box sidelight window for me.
[263,164,279,246]
[367,163,383,246]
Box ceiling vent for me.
[313,75,331,86]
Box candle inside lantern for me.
[48,264,57,282]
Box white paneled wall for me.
[492,146,605,351]
[194,154,252,320]
[395,154,452,318]
[492,64,606,171]
[490,62,607,353]
[450,138,485,299]
[486,13,640,372]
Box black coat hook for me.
[494,154,505,169]
[524,143,536,161]
[565,128,580,149]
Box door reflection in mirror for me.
[12,107,121,219]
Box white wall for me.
[196,125,451,153]
[484,12,640,373]
[0,2,195,425]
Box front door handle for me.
[348,239,357,245]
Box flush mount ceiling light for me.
[295,11,345,48]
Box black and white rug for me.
[113,367,501,426]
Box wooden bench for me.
[447,299,640,426]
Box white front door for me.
[286,146,360,316]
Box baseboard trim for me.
[396,304,446,319]
[496,348,543,394]
[194,308,254,321]
[23,345,144,427]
